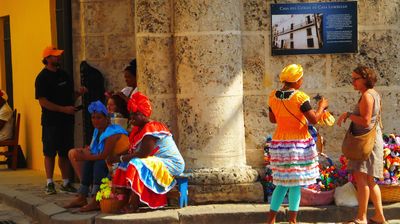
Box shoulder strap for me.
[377,94,383,129]
[280,97,307,126]
[367,91,382,129]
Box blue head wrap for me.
[88,100,108,116]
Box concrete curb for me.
[1,184,400,223]
[0,186,97,224]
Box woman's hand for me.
[318,97,329,110]
[337,112,349,127]
[106,154,121,164]
[74,147,91,161]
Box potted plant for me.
[96,178,128,213]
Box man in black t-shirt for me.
[35,46,85,195]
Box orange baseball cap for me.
[42,46,64,58]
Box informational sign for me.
[271,1,357,55]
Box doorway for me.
[0,16,13,109]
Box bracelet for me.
[346,112,352,119]
[119,155,124,163]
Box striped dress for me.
[112,121,185,208]
[268,89,319,186]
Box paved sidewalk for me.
[0,169,399,224]
[0,202,37,224]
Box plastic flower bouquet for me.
[96,178,127,213]
[307,154,349,192]
[300,154,350,206]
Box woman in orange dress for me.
[267,64,328,224]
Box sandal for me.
[63,197,87,209]
[79,199,99,212]
[368,218,388,224]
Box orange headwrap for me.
[128,92,152,117]
[279,64,303,83]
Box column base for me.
[189,182,264,204]
[185,166,264,204]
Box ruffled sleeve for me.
[295,91,310,107]
[129,121,172,149]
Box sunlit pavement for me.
[1,169,399,224]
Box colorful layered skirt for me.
[113,156,176,208]
[269,136,319,186]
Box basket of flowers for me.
[96,178,128,213]
[376,134,400,203]
[300,154,349,206]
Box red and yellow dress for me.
[112,121,185,208]
[268,89,319,186]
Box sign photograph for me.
[271,1,358,55]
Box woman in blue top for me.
[64,101,128,212]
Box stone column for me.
[173,0,263,203]
[135,0,178,135]
[135,0,263,203]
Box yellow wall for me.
[0,0,59,173]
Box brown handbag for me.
[341,105,382,161]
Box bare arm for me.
[38,97,75,115]
[269,110,276,123]
[337,92,374,128]
[74,86,88,101]
[350,93,374,128]
[303,97,328,124]
[121,135,157,162]
[80,134,120,161]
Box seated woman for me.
[65,101,128,212]
[109,92,185,212]
[0,90,13,141]
[107,94,129,130]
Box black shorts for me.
[42,124,74,158]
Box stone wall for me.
[71,0,400,171]
[71,0,136,146]
[242,0,400,170]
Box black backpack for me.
[80,61,106,145]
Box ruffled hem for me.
[126,165,168,208]
[272,165,320,187]
[129,157,176,193]
[273,176,319,187]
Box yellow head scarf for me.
[279,64,303,83]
